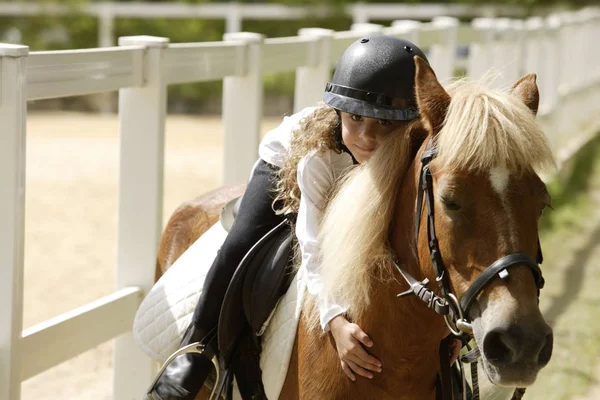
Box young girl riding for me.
[147,35,429,400]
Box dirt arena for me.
[21,111,282,399]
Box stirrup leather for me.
[145,342,221,400]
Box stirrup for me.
[145,342,221,400]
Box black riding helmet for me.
[323,36,428,121]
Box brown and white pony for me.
[157,57,554,399]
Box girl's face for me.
[340,112,408,164]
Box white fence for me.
[2,7,600,400]
[0,2,551,47]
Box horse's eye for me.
[442,198,461,211]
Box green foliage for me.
[115,17,227,109]
[2,0,597,111]
[540,135,600,233]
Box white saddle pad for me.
[133,221,304,399]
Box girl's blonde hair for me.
[273,104,344,214]
[302,121,420,330]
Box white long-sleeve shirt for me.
[258,107,354,331]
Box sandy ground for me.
[20,111,282,399]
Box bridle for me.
[394,140,545,400]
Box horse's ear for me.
[414,56,451,135]
[510,73,539,115]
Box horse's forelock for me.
[435,78,556,175]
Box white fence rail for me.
[2,7,600,399]
[27,46,145,100]
[0,2,553,47]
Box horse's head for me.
[412,57,554,387]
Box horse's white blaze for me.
[489,166,509,194]
[489,166,518,249]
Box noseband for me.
[395,140,545,337]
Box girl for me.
[147,35,428,400]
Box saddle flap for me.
[218,218,296,367]
[244,228,295,335]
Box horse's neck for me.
[358,270,446,351]
[354,275,445,398]
[357,158,448,382]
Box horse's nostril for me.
[483,329,516,366]
[483,326,553,368]
[538,331,554,366]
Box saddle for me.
[211,197,297,399]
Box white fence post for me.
[524,17,544,81]
[226,3,243,33]
[350,22,384,34]
[468,18,495,80]
[542,16,561,113]
[0,43,28,400]
[98,3,115,47]
[388,20,421,44]
[578,9,596,84]
[350,3,370,25]
[511,19,526,79]
[222,32,264,185]
[570,9,594,87]
[535,15,563,153]
[97,3,116,114]
[430,17,459,81]
[294,28,334,113]
[114,35,169,399]
[491,18,522,88]
[590,9,600,79]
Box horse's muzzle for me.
[482,321,553,385]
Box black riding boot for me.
[145,324,217,400]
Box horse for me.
[154,57,554,399]
[155,182,246,282]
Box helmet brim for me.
[323,92,419,121]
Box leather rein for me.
[393,141,545,400]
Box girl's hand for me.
[328,315,383,381]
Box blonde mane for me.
[436,77,555,174]
[308,77,556,328]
